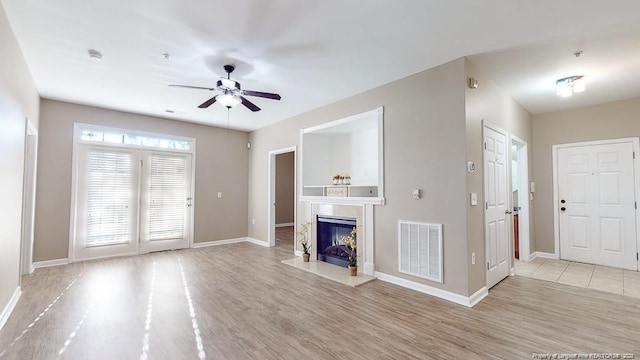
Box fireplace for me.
[316,215,357,268]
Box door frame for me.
[552,137,640,267]
[511,135,531,262]
[267,146,297,248]
[20,120,38,275]
[68,123,196,262]
[483,121,512,288]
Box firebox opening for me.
[316,215,357,268]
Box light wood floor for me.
[1,242,639,359]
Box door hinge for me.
[484,141,487,150]
[636,201,637,210]
[485,202,488,210]
[140,159,143,167]
[637,252,639,261]
[487,262,490,270]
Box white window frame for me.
[69,123,197,262]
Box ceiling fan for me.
[169,64,281,112]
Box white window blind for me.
[85,150,135,247]
[147,154,187,241]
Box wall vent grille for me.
[398,220,443,283]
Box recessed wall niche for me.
[300,107,384,203]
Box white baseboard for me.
[192,238,247,248]
[275,222,294,228]
[0,287,21,331]
[246,237,270,247]
[33,258,69,269]
[375,271,488,307]
[531,251,558,260]
[468,286,489,307]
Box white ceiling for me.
[3,0,640,131]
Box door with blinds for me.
[139,151,192,254]
[73,145,192,260]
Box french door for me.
[72,144,192,261]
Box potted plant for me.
[332,174,341,185]
[297,222,312,262]
[341,227,358,276]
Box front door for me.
[557,141,638,270]
[484,125,510,288]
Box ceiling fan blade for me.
[241,96,261,112]
[242,90,281,100]
[169,84,216,91]
[198,96,217,108]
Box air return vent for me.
[398,220,443,283]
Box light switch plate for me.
[470,192,478,206]
[217,192,222,198]
[412,189,420,199]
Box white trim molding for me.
[0,287,21,331]
[531,251,559,260]
[375,272,488,307]
[192,238,247,248]
[33,258,69,269]
[246,237,271,247]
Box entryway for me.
[515,258,640,298]
[484,123,531,289]
[268,147,296,249]
[554,138,640,271]
[70,125,195,261]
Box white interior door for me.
[139,151,192,253]
[484,125,510,288]
[558,142,638,270]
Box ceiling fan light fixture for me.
[556,75,585,97]
[216,93,241,108]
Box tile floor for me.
[515,257,640,299]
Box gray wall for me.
[532,97,640,254]
[34,100,249,262]
[249,58,472,296]
[0,2,40,319]
[275,152,295,225]
[464,59,533,294]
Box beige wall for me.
[532,97,640,253]
[34,100,249,261]
[275,152,295,225]
[464,59,533,294]
[249,58,472,296]
[0,3,40,319]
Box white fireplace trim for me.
[305,201,375,276]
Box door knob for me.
[560,207,566,211]
[560,199,566,204]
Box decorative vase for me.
[333,178,339,185]
[303,253,310,262]
[349,265,358,276]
